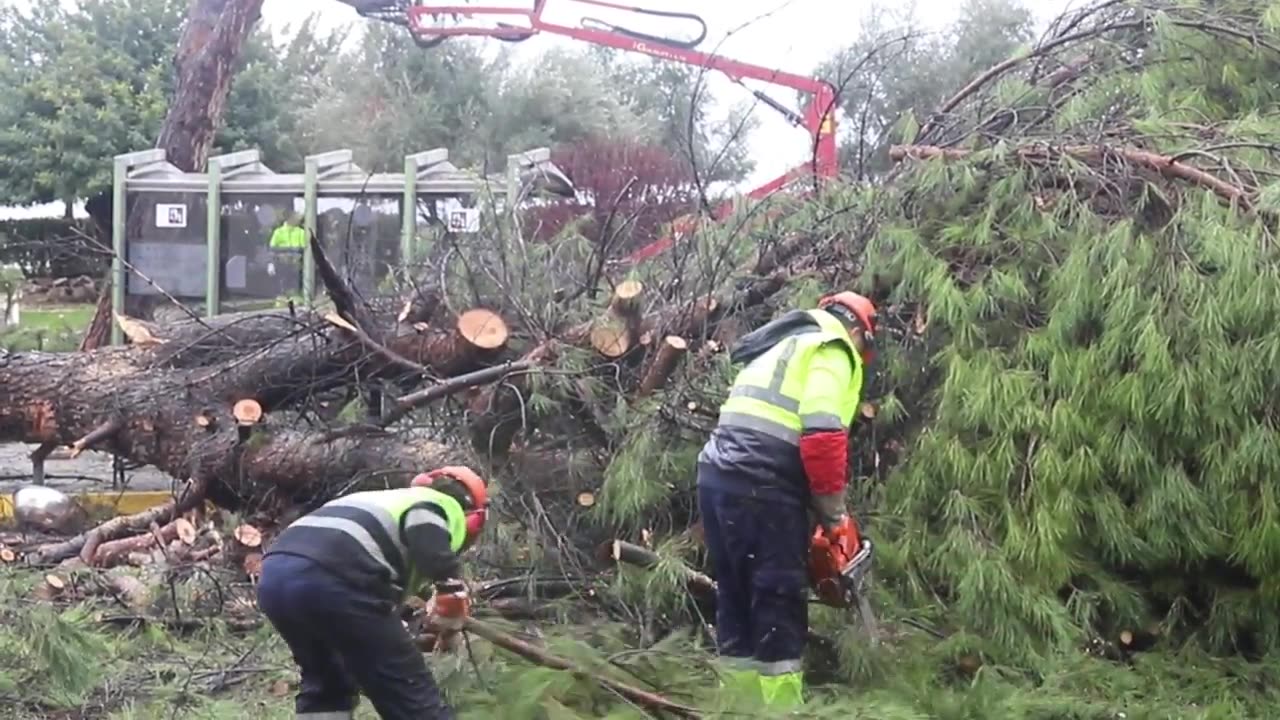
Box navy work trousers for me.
[697,476,809,673]
[257,553,453,719]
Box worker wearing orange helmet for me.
[257,466,490,720]
[696,291,878,709]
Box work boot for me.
[759,670,804,710]
[718,659,762,709]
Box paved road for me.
[0,442,174,495]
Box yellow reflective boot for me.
[760,671,804,710]
[719,664,762,709]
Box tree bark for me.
[158,0,267,172]
[82,0,267,350]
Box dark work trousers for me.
[697,479,810,670]
[257,553,453,719]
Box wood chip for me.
[175,518,197,546]
[234,525,263,548]
[323,311,359,333]
[44,574,65,590]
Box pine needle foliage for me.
[833,0,1280,665]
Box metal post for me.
[303,158,318,303]
[110,157,127,346]
[402,154,416,268]
[205,161,221,317]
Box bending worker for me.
[696,291,878,709]
[257,466,489,720]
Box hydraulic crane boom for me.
[364,0,840,263]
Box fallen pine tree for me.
[8,1,1280,717]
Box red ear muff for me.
[465,508,487,537]
[413,465,489,542]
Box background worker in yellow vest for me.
[257,466,489,720]
[267,210,307,296]
[696,291,879,710]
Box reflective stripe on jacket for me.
[697,309,862,503]
[269,224,307,249]
[265,487,466,601]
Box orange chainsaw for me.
[808,516,879,645]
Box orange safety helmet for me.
[818,291,879,367]
[411,465,489,547]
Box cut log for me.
[175,518,198,545]
[233,525,262,548]
[609,280,643,316]
[0,548,15,563]
[91,518,184,566]
[589,322,631,359]
[638,336,688,397]
[456,308,509,352]
[233,399,263,426]
[26,478,206,566]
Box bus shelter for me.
[109,146,572,345]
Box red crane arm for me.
[401,0,840,262]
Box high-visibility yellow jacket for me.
[269,223,306,250]
[266,487,468,602]
[697,308,865,504]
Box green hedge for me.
[0,218,109,278]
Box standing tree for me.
[818,0,1035,180]
[78,0,270,349]
[0,0,184,215]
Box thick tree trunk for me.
[82,0,266,351]
[159,0,266,172]
[0,344,457,512]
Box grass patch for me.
[1,303,95,352]
[2,562,1279,719]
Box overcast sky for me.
[3,0,1078,217]
[258,0,1079,186]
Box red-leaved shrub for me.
[526,136,701,256]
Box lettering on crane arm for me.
[820,117,833,135]
[633,42,682,63]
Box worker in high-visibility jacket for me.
[257,466,489,720]
[697,291,878,709]
[267,211,307,295]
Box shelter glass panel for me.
[124,191,208,299]
[219,195,305,310]
[316,195,402,295]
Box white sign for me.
[156,203,188,228]
[446,208,480,234]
